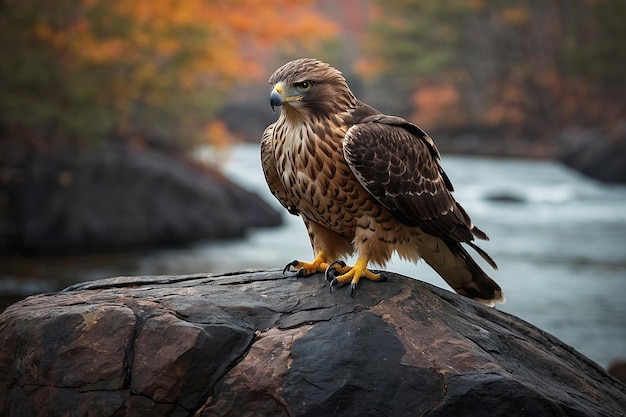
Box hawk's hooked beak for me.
[270,85,283,112]
[269,82,302,112]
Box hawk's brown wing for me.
[261,123,298,216]
[343,114,488,247]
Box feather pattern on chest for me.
[271,111,374,238]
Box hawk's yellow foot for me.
[326,257,388,297]
[283,252,349,277]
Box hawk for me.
[261,58,504,306]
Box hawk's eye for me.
[295,81,313,92]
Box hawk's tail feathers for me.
[456,241,505,306]
[467,241,498,270]
[455,275,506,307]
[421,238,505,307]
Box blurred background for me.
[1,0,625,371]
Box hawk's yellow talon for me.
[283,252,337,277]
[328,257,387,295]
[324,260,349,282]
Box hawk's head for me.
[268,58,356,118]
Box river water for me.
[2,144,626,368]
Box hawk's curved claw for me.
[328,277,357,297]
[283,260,299,274]
[325,260,346,282]
[350,282,358,298]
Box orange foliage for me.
[204,120,235,149]
[353,58,386,80]
[468,0,486,11]
[410,83,464,130]
[36,0,336,87]
[484,80,526,128]
[500,6,529,26]
[9,0,337,147]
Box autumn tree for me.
[360,0,626,141]
[0,0,337,150]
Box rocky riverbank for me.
[557,126,626,183]
[0,145,281,254]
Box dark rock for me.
[0,270,624,417]
[0,145,281,253]
[483,191,526,204]
[609,360,626,385]
[558,126,626,183]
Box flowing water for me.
[2,143,625,368]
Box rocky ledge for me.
[0,270,624,417]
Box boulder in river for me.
[558,126,626,183]
[0,269,624,416]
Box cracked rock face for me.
[1,270,625,416]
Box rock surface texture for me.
[0,269,624,417]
